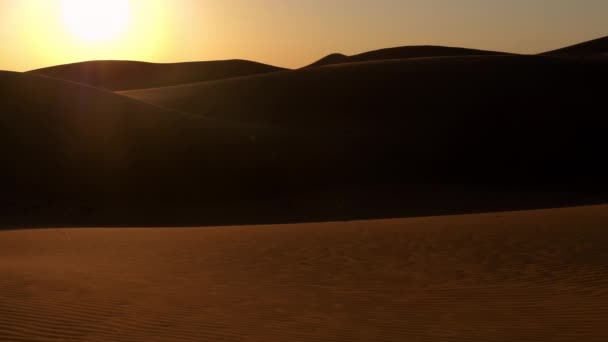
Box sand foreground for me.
[1,205,608,341]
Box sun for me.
[62,0,131,42]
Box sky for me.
[0,0,607,71]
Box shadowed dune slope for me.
[3,55,608,227]
[1,205,608,341]
[542,35,608,55]
[122,56,608,187]
[0,71,293,225]
[306,45,507,67]
[28,60,286,91]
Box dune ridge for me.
[28,59,286,91]
[1,205,608,341]
[2,36,608,342]
[121,55,607,127]
[22,35,608,93]
[305,45,507,67]
[542,35,608,55]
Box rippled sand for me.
[1,205,608,341]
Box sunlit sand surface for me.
[1,205,607,341]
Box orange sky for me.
[1,0,607,71]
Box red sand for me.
[1,205,607,341]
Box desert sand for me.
[1,205,608,341]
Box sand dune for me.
[1,204,608,341]
[0,70,293,226]
[3,39,608,341]
[4,55,608,227]
[307,53,349,67]
[306,45,506,67]
[28,59,285,91]
[121,55,607,127]
[121,56,608,184]
[543,35,608,55]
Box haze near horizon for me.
[1,0,607,71]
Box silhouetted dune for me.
[542,35,608,55]
[125,55,607,128]
[3,55,608,227]
[306,45,506,67]
[306,53,349,67]
[122,56,608,209]
[28,59,285,91]
[0,71,290,226]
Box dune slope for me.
[28,60,286,91]
[122,55,608,184]
[542,35,608,55]
[306,45,507,67]
[1,205,608,341]
[122,56,607,127]
[5,55,608,226]
[0,71,297,226]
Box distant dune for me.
[123,55,606,128]
[28,59,285,91]
[125,58,608,138]
[305,45,507,67]
[1,205,608,341]
[542,35,608,55]
[308,53,349,67]
[122,56,608,191]
[2,38,608,342]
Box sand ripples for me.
[1,205,608,341]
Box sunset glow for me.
[0,0,170,71]
[61,0,131,42]
[0,0,607,71]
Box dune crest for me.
[543,35,608,55]
[28,59,286,91]
[305,45,507,67]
